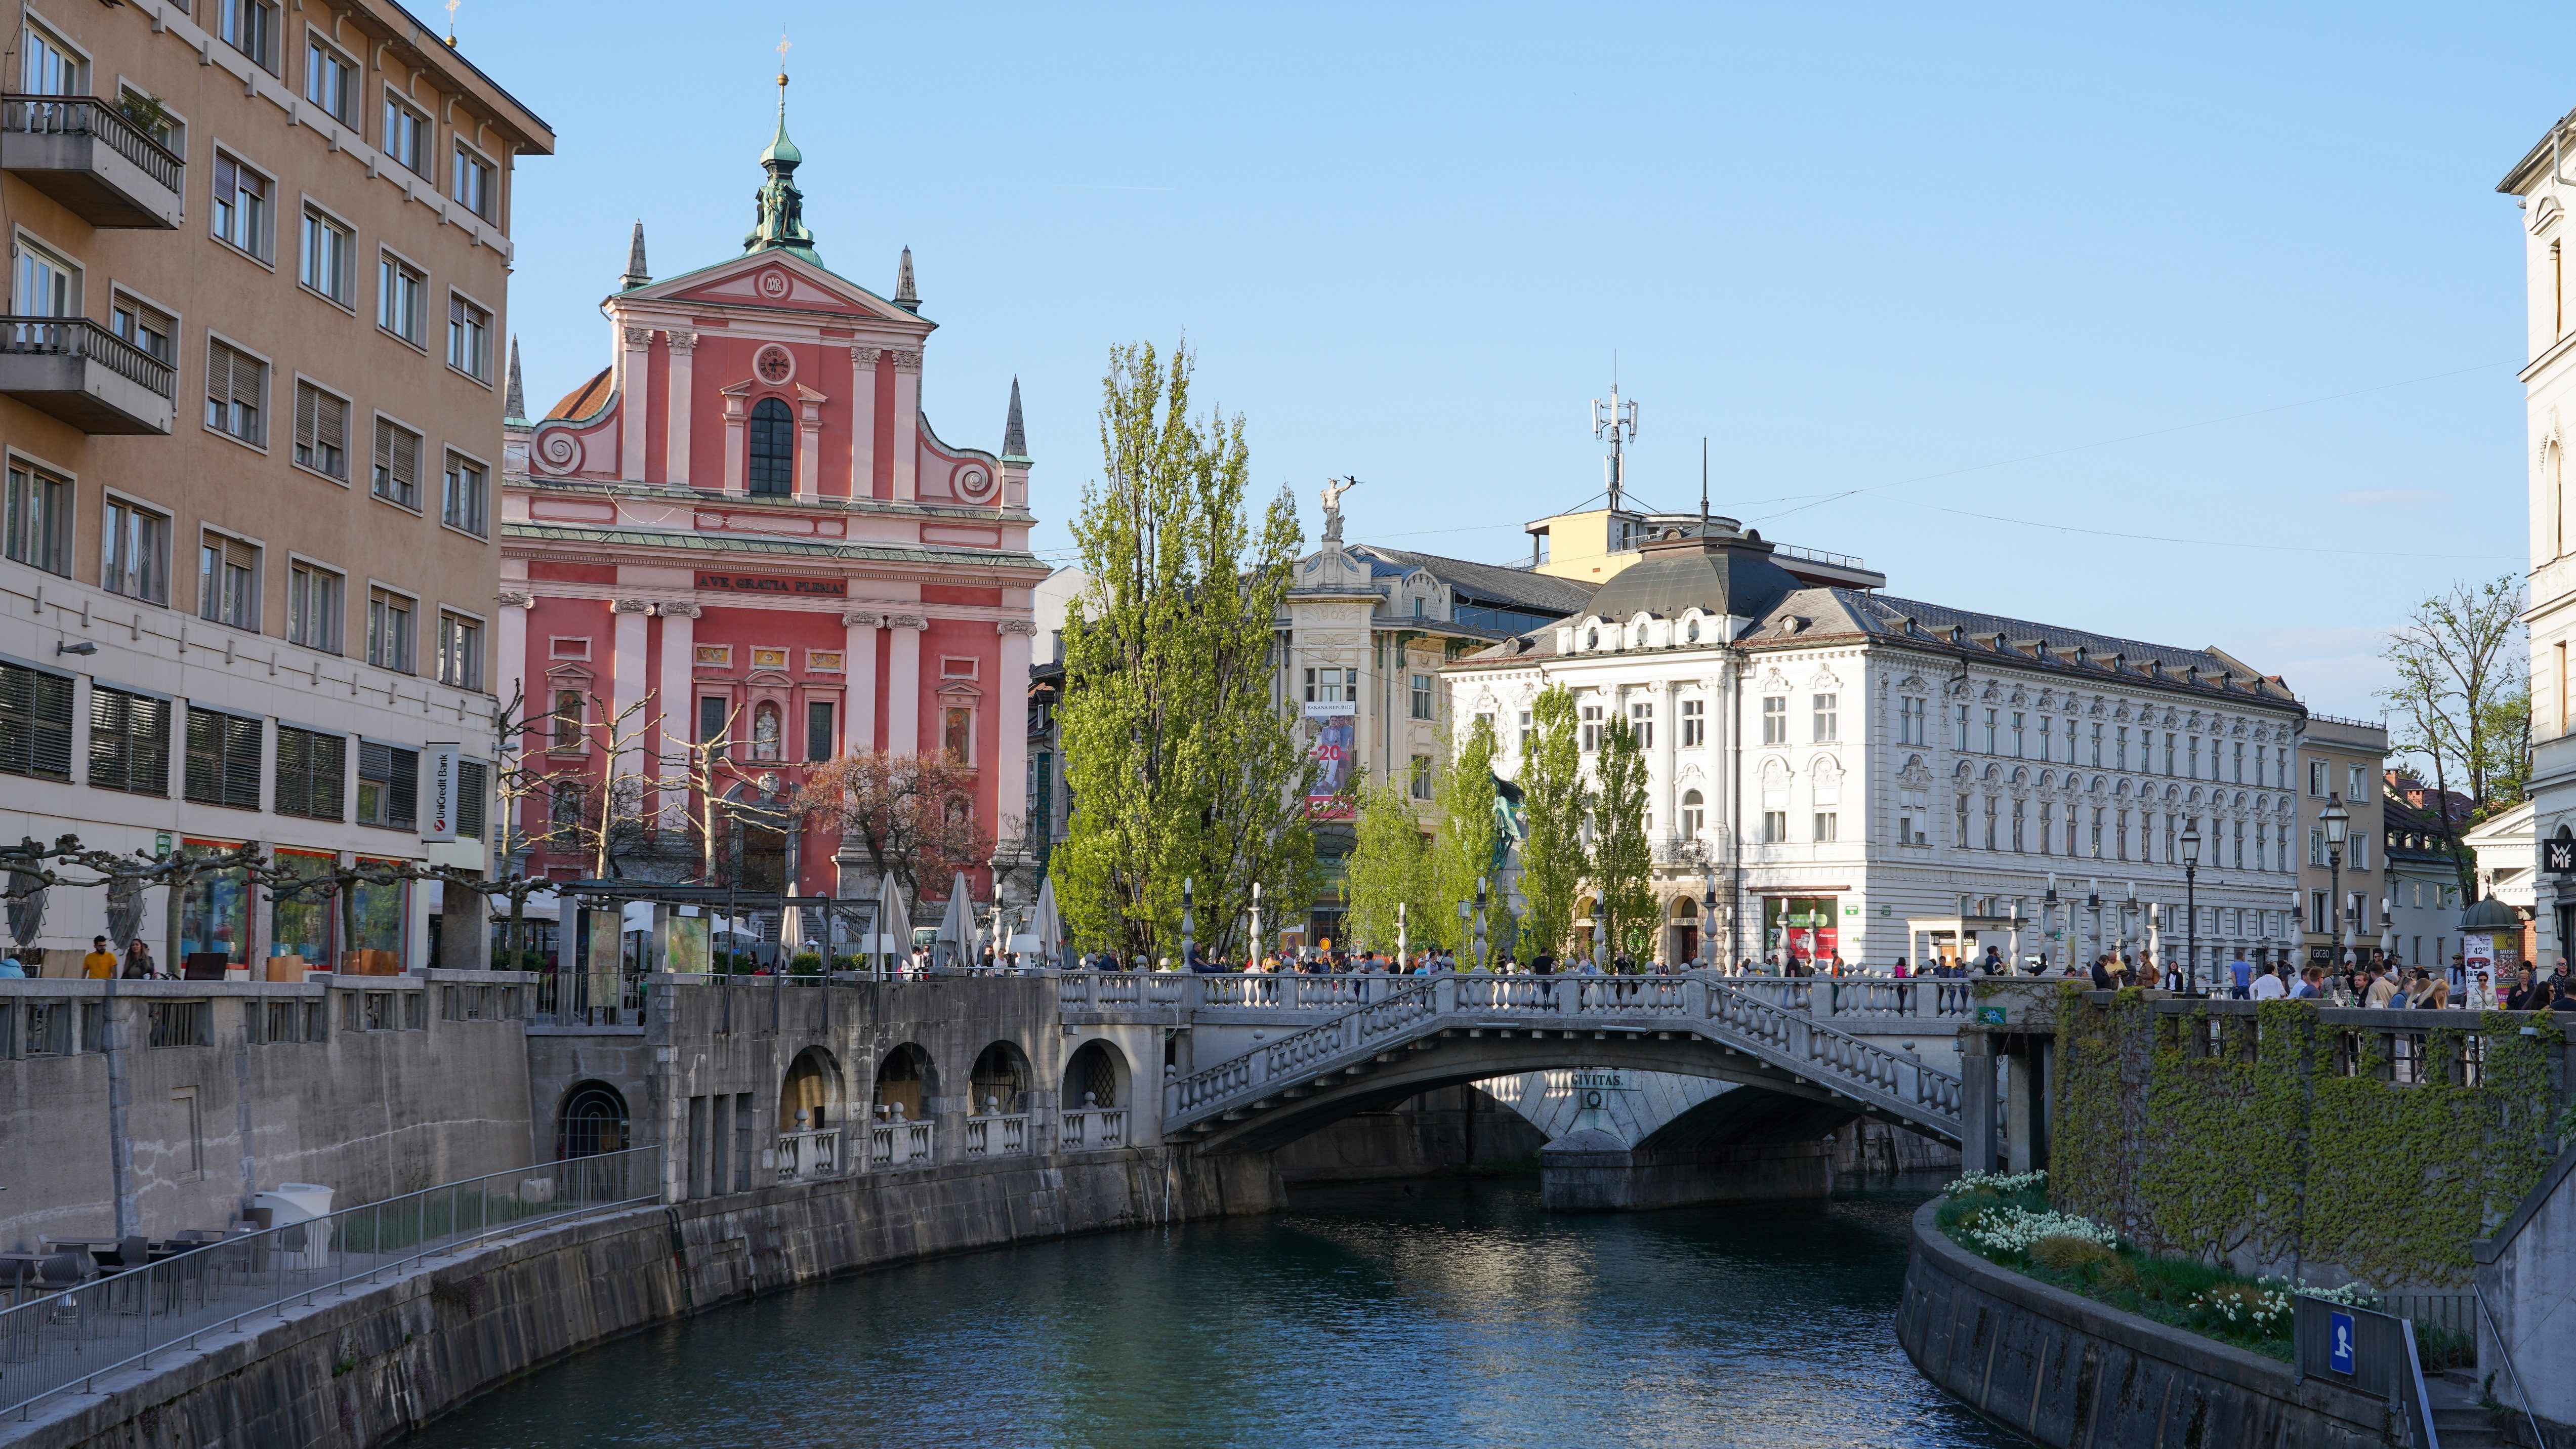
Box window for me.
[1762,810,1786,844]
[377,253,425,345]
[204,339,266,444]
[216,0,278,69]
[1517,710,1534,754]
[2309,892,2329,935]
[452,143,496,221]
[1813,693,1838,743]
[2013,799,2027,851]
[1410,754,1433,800]
[1984,709,1998,753]
[436,611,482,689]
[942,705,974,761]
[2164,733,2176,774]
[365,587,413,673]
[1952,703,1969,750]
[182,707,262,808]
[1303,667,1350,704]
[1410,673,1434,721]
[1629,700,1653,749]
[5,461,70,576]
[2232,741,2244,783]
[2116,726,2129,770]
[304,38,356,122]
[445,294,491,381]
[747,397,794,495]
[108,293,175,363]
[2309,829,2326,867]
[293,382,350,478]
[2011,712,2024,758]
[695,694,726,747]
[21,21,87,96]
[2188,736,2200,778]
[0,661,74,781]
[806,700,835,762]
[211,152,272,260]
[1985,797,1999,849]
[1814,811,1839,843]
[2089,723,2103,766]
[441,452,487,536]
[2040,801,2054,853]
[381,92,427,175]
[1681,789,1705,835]
[1761,696,1786,745]
[2346,765,2365,802]
[115,85,182,152]
[197,531,259,630]
[12,234,78,316]
[1581,703,1603,752]
[2089,807,2103,858]
[272,725,346,820]
[456,760,486,841]
[88,686,170,796]
[356,740,417,829]
[1681,697,1705,748]
[2040,716,2054,761]
[2115,808,2130,860]
[286,560,343,652]
[2349,831,2369,871]
[2308,759,2326,796]
[299,208,353,305]
[372,418,422,508]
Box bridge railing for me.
[1063,968,1978,1023]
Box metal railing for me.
[0,1146,659,1421]
[2289,1295,2437,1447]
[0,94,186,195]
[0,315,176,399]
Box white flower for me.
[1957,1205,2118,1254]
[1944,1168,2050,1197]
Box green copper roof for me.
[744,75,818,264]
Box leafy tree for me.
[1343,776,1432,955]
[2380,575,2529,895]
[1053,341,1315,959]
[1590,715,1656,965]
[1514,685,1587,958]
[1428,713,1503,958]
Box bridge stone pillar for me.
[1958,1030,1999,1173]
[2005,1043,2047,1174]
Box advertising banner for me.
[1764,896,1840,968]
[659,913,711,974]
[584,909,623,1009]
[1305,703,1356,820]
[421,743,461,843]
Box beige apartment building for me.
[0,0,549,969]
[2296,714,2387,966]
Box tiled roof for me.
[545,367,613,422]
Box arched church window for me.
[749,397,795,496]
[751,701,782,761]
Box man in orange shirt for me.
[81,936,116,979]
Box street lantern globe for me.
[2178,822,2202,866]
[2320,797,2349,846]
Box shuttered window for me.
[182,707,263,809]
[357,740,417,830]
[0,661,74,781]
[87,686,171,796]
[372,418,421,509]
[273,725,346,820]
[455,759,486,840]
[204,340,266,444]
[293,382,348,478]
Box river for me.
[408,1173,2020,1449]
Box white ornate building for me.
[1447,517,2310,972]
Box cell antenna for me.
[1593,383,1638,513]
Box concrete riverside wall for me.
[9,1145,1279,1449]
[1272,1086,1545,1182]
[0,974,538,1250]
[2475,1145,2576,1438]
[1898,1200,2402,1449]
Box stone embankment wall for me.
[12,1147,1277,1449]
[2475,1145,2576,1438]
[1899,1200,2402,1449]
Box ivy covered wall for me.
[2051,985,2565,1288]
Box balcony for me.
[0,317,176,434]
[1,95,185,228]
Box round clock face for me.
[755,345,795,384]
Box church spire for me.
[504,337,526,423]
[1002,377,1027,460]
[893,246,919,312]
[742,61,819,263]
[619,220,648,291]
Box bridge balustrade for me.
[775,1128,842,1181]
[867,1120,936,1169]
[1059,1107,1128,1151]
[963,1114,1029,1157]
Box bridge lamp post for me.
[2086,881,2101,967]
[1182,877,1195,971]
[2043,874,2059,973]
[1700,872,1718,972]
[2320,797,2349,967]
[1251,881,1263,968]
[1473,876,1490,972]
[2179,822,2201,992]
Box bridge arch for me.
[969,1039,1032,1115]
[778,1045,844,1130]
[1063,1038,1129,1111]
[872,1042,938,1122]
[554,1080,629,1160]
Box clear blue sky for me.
[474,2,2555,722]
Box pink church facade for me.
[497,88,1041,900]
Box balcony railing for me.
[0,316,174,397]
[1,94,185,228]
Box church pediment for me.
[630,251,926,330]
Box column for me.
[618,327,652,481]
[610,600,653,788]
[720,387,750,493]
[1958,1031,1998,1172]
[664,332,696,485]
[495,590,531,739]
[849,348,878,497]
[889,351,922,502]
[796,388,824,503]
[656,603,699,828]
[886,613,925,754]
[841,611,881,753]
[996,620,1036,839]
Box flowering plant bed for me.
[1934,1171,2376,1362]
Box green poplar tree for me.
[1054,342,1315,959]
[1428,713,1503,959]
[1590,715,1655,967]
[1343,776,1431,956]
[1514,686,1587,958]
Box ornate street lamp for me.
[2179,820,2202,992]
[1700,870,1719,972]
[2320,797,2349,966]
[1473,876,1490,972]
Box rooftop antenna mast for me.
[1593,383,1638,514]
[1700,436,1709,530]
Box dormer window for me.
[1585,629,1599,650]
[1685,617,1700,643]
[1950,626,1966,645]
